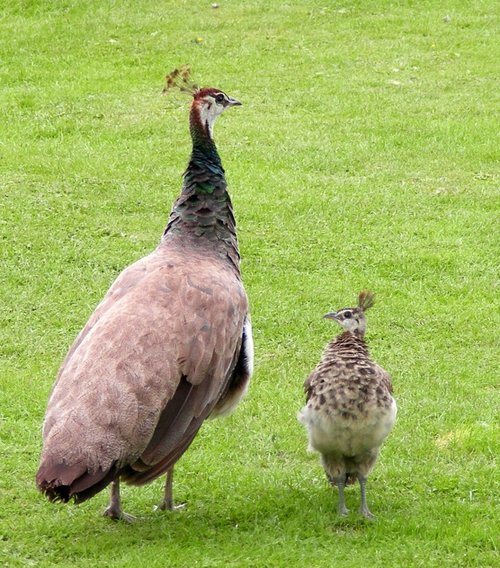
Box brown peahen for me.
[298,291,396,518]
[36,68,253,521]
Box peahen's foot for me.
[103,506,136,523]
[156,499,187,512]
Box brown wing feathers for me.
[122,336,244,486]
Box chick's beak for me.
[227,97,242,107]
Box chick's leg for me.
[358,475,374,519]
[332,475,350,516]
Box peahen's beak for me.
[227,97,242,107]
[323,312,339,320]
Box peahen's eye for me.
[215,93,225,104]
[343,311,352,318]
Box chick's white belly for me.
[300,400,397,456]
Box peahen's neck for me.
[161,101,240,272]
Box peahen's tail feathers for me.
[36,459,117,504]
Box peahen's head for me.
[323,290,375,337]
[164,66,241,140]
[191,88,241,138]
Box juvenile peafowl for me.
[298,291,396,518]
[36,67,254,521]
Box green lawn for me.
[0,1,498,566]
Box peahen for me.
[36,68,253,521]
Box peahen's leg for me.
[158,466,186,511]
[158,466,174,511]
[103,479,136,522]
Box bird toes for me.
[103,507,137,523]
[120,512,138,523]
[360,507,375,520]
[155,500,187,512]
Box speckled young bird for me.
[36,67,253,521]
[298,291,396,518]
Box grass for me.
[0,0,498,566]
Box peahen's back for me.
[38,245,246,501]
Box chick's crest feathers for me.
[358,290,375,312]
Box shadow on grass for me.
[29,480,381,554]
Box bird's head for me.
[323,290,375,337]
[191,88,241,138]
[163,65,241,140]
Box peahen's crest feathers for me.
[163,65,198,96]
[358,290,375,312]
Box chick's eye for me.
[343,311,352,319]
[215,93,225,104]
